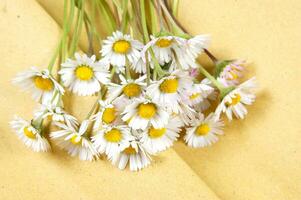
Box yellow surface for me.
[0,0,300,199]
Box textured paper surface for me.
[0,0,300,199]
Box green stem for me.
[79,3,101,45]
[140,0,151,84]
[121,0,129,32]
[111,0,121,28]
[84,20,93,56]
[48,0,69,72]
[47,39,62,73]
[85,0,96,55]
[70,0,85,56]
[149,0,158,34]
[159,0,184,35]
[62,0,75,61]
[97,0,116,34]
[146,60,151,85]
[150,49,165,77]
[110,66,116,78]
[126,64,131,79]
[86,10,101,44]
[198,64,224,91]
[129,0,143,38]
[140,0,150,43]
[171,0,179,17]
[85,88,106,119]
[155,0,165,31]
[86,98,99,119]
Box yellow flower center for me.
[226,94,241,106]
[70,135,82,145]
[75,65,94,81]
[123,83,141,98]
[190,93,200,100]
[33,76,53,91]
[156,38,173,48]
[123,146,137,155]
[113,40,131,54]
[104,128,122,143]
[148,127,166,138]
[102,107,116,124]
[195,124,210,136]
[159,78,179,93]
[23,127,36,139]
[138,103,157,119]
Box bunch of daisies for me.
[10,0,256,171]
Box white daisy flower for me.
[110,95,133,115]
[10,116,51,152]
[142,35,183,66]
[59,53,110,96]
[184,113,224,148]
[146,70,193,113]
[92,99,123,131]
[50,120,98,161]
[141,116,183,154]
[215,77,257,120]
[107,74,147,101]
[12,68,64,104]
[183,82,214,107]
[131,57,146,74]
[177,103,197,126]
[112,139,152,171]
[190,78,218,111]
[218,60,245,87]
[100,31,143,71]
[215,77,256,120]
[34,104,78,128]
[91,125,132,159]
[181,78,215,112]
[173,35,210,70]
[122,98,169,130]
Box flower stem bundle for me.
[10,0,257,171]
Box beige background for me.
[0,0,300,199]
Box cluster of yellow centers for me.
[123,83,141,98]
[123,146,137,155]
[102,107,117,124]
[75,65,94,81]
[159,78,179,93]
[33,76,53,91]
[155,38,173,48]
[104,128,122,143]
[226,94,241,106]
[113,40,131,54]
[195,124,210,136]
[138,103,157,119]
[148,127,166,139]
[70,135,82,145]
[23,127,36,139]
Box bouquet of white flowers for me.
[10,0,256,171]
